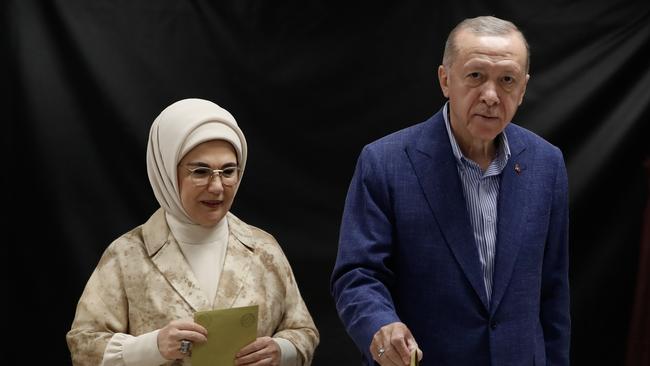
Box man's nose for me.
[480,81,499,106]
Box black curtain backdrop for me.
[626,160,650,365]
[8,1,650,365]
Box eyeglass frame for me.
[182,165,241,187]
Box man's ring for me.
[179,340,192,355]
[378,347,386,357]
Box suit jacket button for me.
[490,321,498,330]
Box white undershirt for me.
[167,212,229,307]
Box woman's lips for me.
[201,200,223,208]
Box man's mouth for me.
[475,113,498,120]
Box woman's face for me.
[177,140,239,227]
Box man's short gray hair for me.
[442,16,530,72]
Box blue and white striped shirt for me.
[442,103,511,304]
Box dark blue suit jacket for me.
[331,108,570,365]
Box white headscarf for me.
[146,98,248,224]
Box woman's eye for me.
[222,168,237,177]
[193,168,211,177]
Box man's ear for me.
[518,73,530,106]
[438,65,450,98]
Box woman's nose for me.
[206,174,225,193]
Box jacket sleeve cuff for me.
[121,329,169,366]
[274,337,299,366]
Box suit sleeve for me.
[330,145,401,362]
[540,148,571,365]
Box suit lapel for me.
[146,211,256,311]
[406,111,489,310]
[143,209,211,312]
[212,213,255,309]
[151,235,212,312]
[490,126,529,313]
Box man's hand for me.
[370,322,423,365]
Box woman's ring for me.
[378,347,386,357]
[179,340,192,355]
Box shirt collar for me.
[442,102,511,173]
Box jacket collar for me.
[141,209,256,311]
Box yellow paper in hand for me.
[410,348,418,366]
[192,305,258,366]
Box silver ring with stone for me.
[378,347,386,357]
[179,339,192,355]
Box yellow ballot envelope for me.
[411,348,418,366]
[192,305,258,366]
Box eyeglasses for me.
[184,166,241,187]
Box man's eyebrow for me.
[463,59,490,66]
[463,61,523,75]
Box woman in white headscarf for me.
[67,99,319,366]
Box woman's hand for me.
[234,336,281,366]
[157,319,208,360]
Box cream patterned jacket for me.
[67,209,319,366]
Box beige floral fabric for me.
[67,209,319,366]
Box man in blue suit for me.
[331,16,570,366]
